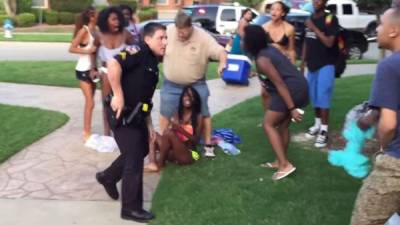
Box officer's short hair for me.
[143,22,166,38]
[175,10,192,28]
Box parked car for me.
[252,11,369,59]
[182,4,259,35]
[138,19,231,47]
[327,0,377,37]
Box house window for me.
[343,4,353,15]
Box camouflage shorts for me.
[350,154,400,225]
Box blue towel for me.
[328,121,375,179]
[212,128,241,145]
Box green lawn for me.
[347,59,378,64]
[0,33,72,42]
[0,61,78,87]
[0,61,220,88]
[0,104,69,163]
[150,75,374,225]
[0,60,376,89]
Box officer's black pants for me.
[103,124,148,211]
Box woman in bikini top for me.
[267,30,289,47]
[156,86,203,170]
[262,1,296,64]
[69,7,99,141]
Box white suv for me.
[183,4,259,35]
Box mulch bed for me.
[328,131,380,157]
[292,130,379,157]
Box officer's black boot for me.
[95,172,119,200]
[121,209,155,223]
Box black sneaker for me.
[314,130,328,148]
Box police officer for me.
[95,22,167,223]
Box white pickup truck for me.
[183,4,259,35]
[327,0,377,37]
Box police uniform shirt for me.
[114,43,159,108]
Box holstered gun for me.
[104,94,153,129]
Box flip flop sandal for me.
[144,165,159,173]
[260,162,277,169]
[272,167,296,181]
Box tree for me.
[3,0,17,16]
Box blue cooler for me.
[222,54,251,85]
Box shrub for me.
[109,0,138,9]
[58,11,75,24]
[17,0,32,14]
[0,15,16,26]
[31,8,45,23]
[16,13,36,27]
[49,0,93,13]
[44,10,58,25]
[138,7,158,22]
[96,5,109,12]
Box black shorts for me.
[269,88,309,113]
[76,70,92,83]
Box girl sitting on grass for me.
[144,86,203,171]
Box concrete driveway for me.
[0,78,260,225]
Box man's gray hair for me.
[175,10,192,28]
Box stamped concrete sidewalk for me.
[0,78,260,225]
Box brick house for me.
[140,0,228,11]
